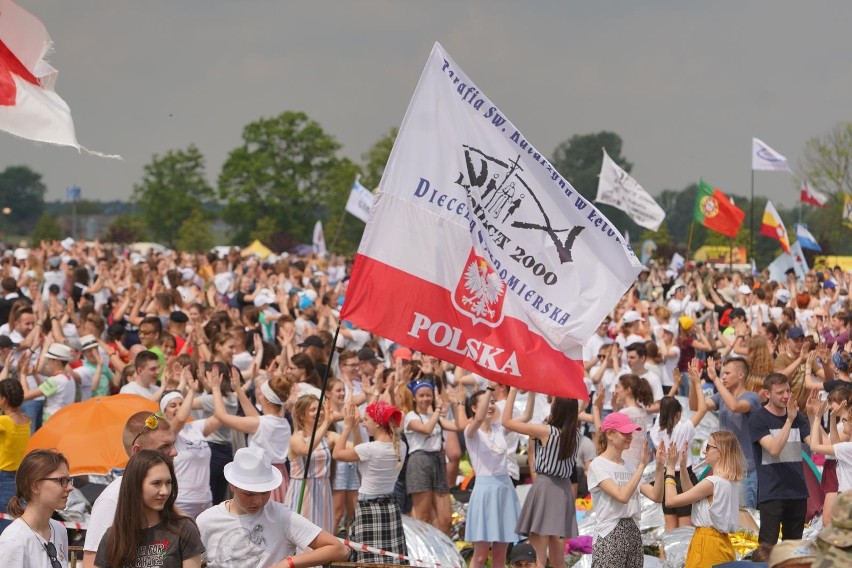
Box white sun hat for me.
[223,447,282,492]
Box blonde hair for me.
[745,335,773,393]
[292,394,320,431]
[709,431,745,481]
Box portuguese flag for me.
[693,180,745,238]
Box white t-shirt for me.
[120,381,159,399]
[248,415,291,464]
[232,351,253,373]
[620,406,649,467]
[403,411,443,453]
[74,364,96,402]
[84,476,122,552]
[638,368,664,402]
[494,399,520,480]
[590,365,619,411]
[174,420,213,509]
[465,423,510,477]
[834,442,852,493]
[582,333,607,364]
[356,440,406,495]
[649,420,696,471]
[197,501,321,568]
[212,272,234,296]
[587,455,642,541]
[0,518,69,568]
[40,372,75,420]
[691,475,739,533]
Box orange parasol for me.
[27,394,159,476]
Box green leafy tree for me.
[800,122,852,195]
[249,217,278,245]
[102,214,148,244]
[176,210,213,252]
[31,213,62,243]
[133,145,215,247]
[219,111,343,245]
[360,127,397,190]
[550,131,640,240]
[0,165,47,234]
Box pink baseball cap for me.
[601,412,641,434]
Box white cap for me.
[223,447,283,492]
[13,248,28,260]
[60,237,75,251]
[622,310,645,324]
[737,284,752,295]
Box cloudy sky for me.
[2,1,850,209]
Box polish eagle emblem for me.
[452,249,506,327]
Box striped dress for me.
[285,437,335,533]
[515,425,579,538]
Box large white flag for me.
[768,241,809,283]
[340,43,641,399]
[752,137,791,172]
[0,1,117,156]
[596,149,665,231]
[344,177,374,223]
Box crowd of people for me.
[0,240,851,567]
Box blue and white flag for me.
[345,177,375,223]
[794,224,821,252]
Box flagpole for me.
[749,169,755,263]
[685,219,695,267]
[329,207,348,253]
[729,238,734,272]
[297,323,341,515]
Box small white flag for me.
[595,149,665,231]
[312,220,327,257]
[344,177,375,223]
[752,137,791,172]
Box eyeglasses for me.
[43,541,62,568]
[39,476,75,489]
[705,444,718,451]
[131,412,165,447]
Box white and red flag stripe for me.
[800,179,828,208]
[340,44,640,399]
[0,0,117,156]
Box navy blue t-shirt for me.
[749,406,810,503]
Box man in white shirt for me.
[119,350,163,400]
[624,341,664,402]
[82,411,178,568]
[197,446,348,568]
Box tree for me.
[800,122,852,195]
[31,213,62,244]
[102,214,148,244]
[176,210,213,252]
[550,132,640,241]
[219,111,343,245]
[360,127,397,190]
[0,165,47,234]
[133,145,215,247]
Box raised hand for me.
[665,441,679,468]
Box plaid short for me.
[348,495,408,565]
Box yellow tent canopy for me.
[240,239,272,259]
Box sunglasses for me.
[44,541,62,568]
[39,476,75,489]
[131,412,165,447]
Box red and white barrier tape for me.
[0,512,86,530]
[341,538,462,568]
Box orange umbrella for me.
[27,394,159,476]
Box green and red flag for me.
[693,180,745,238]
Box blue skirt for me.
[465,474,521,543]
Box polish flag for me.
[340,43,641,399]
[0,0,116,155]
[800,179,828,208]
